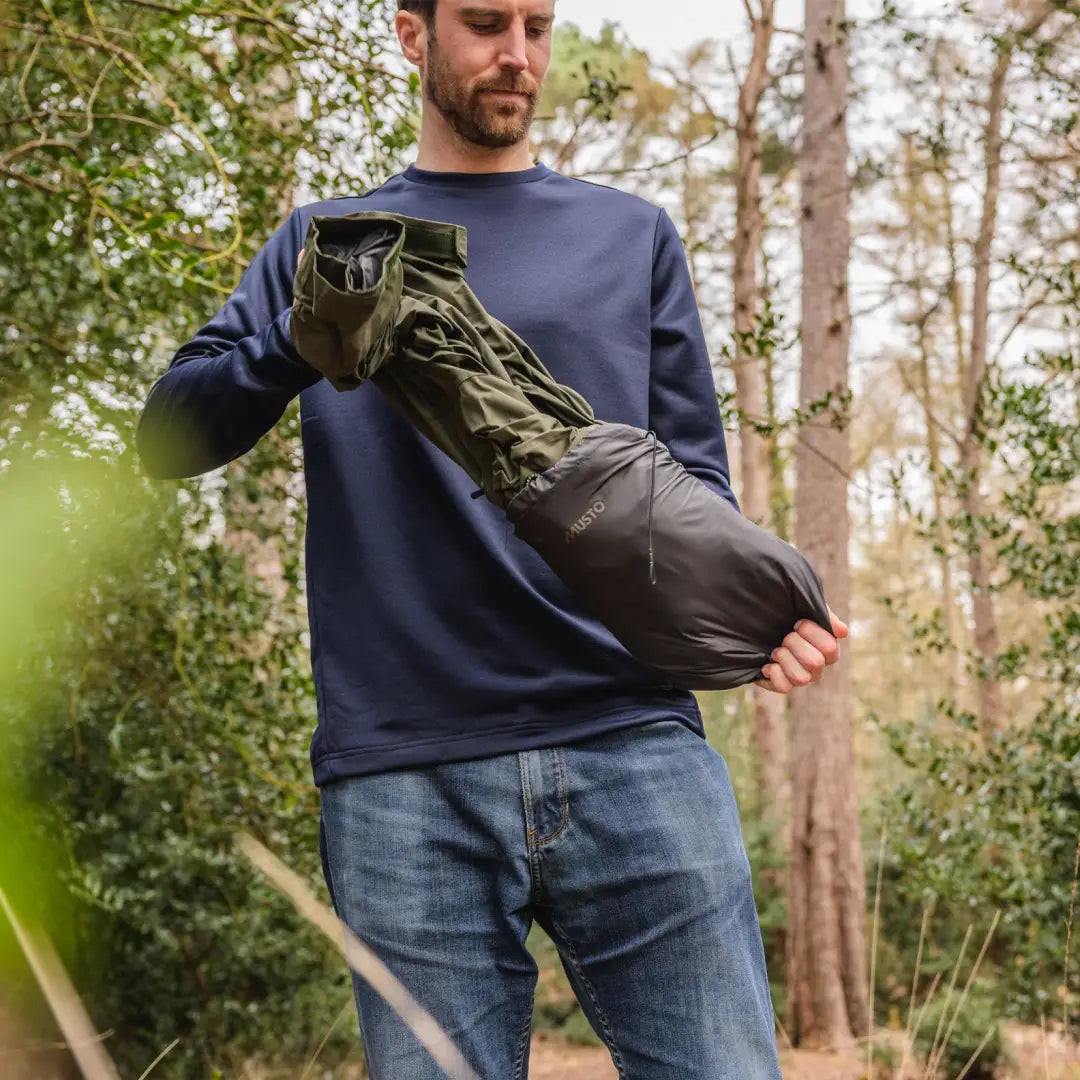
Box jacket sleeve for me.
[134,208,323,479]
[647,209,740,512]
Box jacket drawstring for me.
[647,430,658,586]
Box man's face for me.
[421,1,555,149]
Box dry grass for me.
[0,886,121,1080]
[235,831,481,1080]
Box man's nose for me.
[497,23,529,72]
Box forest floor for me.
[526,1022,1080,1079]
[521,922,1080,1079]
[528,1034,868,1080]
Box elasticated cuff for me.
[290,216,406,391]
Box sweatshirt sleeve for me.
[647,209,740,512]
[134,208,323,479]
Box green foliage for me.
[558,1007,605,1048]
[0,451,151,998]
[1,1,418,1071]
[0,432,361,1075]
[912,984,1009,1080]
[743,811,790,1022]
[875,320,1080,1024]
[867,1034,904,1075]
[539,21,642,119]
[2,0,413,440]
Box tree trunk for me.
[761,261,791,542]
[898,135,962,696]
[925,72,971,697]
[733,0,790,833]
[961,7,1049,735]
[787,0,868,1049]
[733,0,774,529]
[222,30,301,573]
[915,321,961,694]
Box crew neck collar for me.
[402,162,550,188]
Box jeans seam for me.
[518,752,543,903]
[510,991,534,1080]
[536,749,570,846]
[321,817,341,917]
[548,914,628,1079]
[320,816,374,1070]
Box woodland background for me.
[1,0,1078,1077]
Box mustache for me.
[474,78,538,100]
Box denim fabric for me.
[319,718,783,1080]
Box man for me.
[136,1,847,1076]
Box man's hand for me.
[754,606,848,695]
[298,247,304,268]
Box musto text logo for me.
[565,501,606,543]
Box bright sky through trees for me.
[555,0,804,63]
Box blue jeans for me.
[318,717,783,1079]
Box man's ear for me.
[396,11,428,67]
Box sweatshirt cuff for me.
[270,306,324,392]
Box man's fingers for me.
[770,647,814,688]
[793,619,841,665]
[781,632,826,679]
[760,662,795,694]
[762,606,848,695]
[297,246,304,269]
[755,680,788,695]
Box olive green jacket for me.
[291,210,596,509]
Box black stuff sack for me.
[505,423,832,691]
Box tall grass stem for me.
[0,886,121,1080]
[922,924,972,1080]
[1064,830,1080,1039]
[926,911,1000,1079]
[235,831,481,1080]
[868,828,887,1080]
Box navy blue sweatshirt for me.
[136,162,739,784]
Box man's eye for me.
[468,22,498,33]
[527,26,548,38]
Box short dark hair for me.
[398,0,436,24]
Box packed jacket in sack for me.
[291,210,831,691]
[135,162,747,783]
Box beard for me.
[423,43,538,149]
